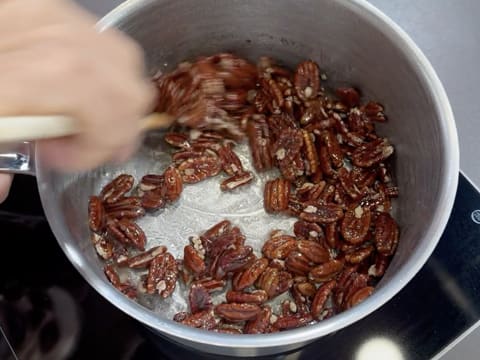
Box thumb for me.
[0,173,13,203]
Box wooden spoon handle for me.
[0,112,174,143]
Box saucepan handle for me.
[0,141,36,176]
[0,115,78,177]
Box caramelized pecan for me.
[299,202,344,224]
[104,196,145,220]
[311,280,336,319]
[374,213,399,256]
[351,138,394,168]
[264,178,291,213]
[146,252,178,298]
[214,303,261,322]
[88,196,105,233]
[107,218,146,251]
[178,156,222,183]
[189,285,212,313]
[100,174,134,204]
[262,234,297,260]
[232,257,269,291]
[309,260,344,282]
[220,172,254,191]
[226,290,268,304]
[294,60,320,101]
[341,206,371,245]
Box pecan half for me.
[214,303,261,322]
[139,174,164,193]
[293,220,325,242]
[264,178,291,213]
[345,244,375,264]
[285,251,314,276]
[302,130,319,175]
[217,145,243,176]
[146,252,178,298]
[262,234,297,260]
[174,310,217,330]
[299,202,344,224]
[272,128,305,181]
[178,156,222,184]
[91,233,113,260]
[226,290,268,304]
[351,138,394,168]
[311,280,336,319]
[345,286,374,309]
[273,314,313,331]
[362,101,386,122]
[100,174,134,204]
[220,172,254,191]
[320,130,343,169]
[164,166,183,202]
[335,87,360,108]
[244,306,272,334]
[309,259,344,282]
[294,60,320,101]
[164,132,191,149]
[184,245,206,278]
[107,218,146,251]
[88,196,105,233]
[257,267,293,299]
[104,196,145,220]
[118,245,166,268]
[374,213,399,256]
[189,285,212,313]
[297,240,330,264]
[247,114,273,171]
[232,257,269,291]
[341,206,371,245]
[213,246,255,280]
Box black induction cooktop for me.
[0,173,479,360]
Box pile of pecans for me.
[87,53,399,334]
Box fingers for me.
[0,2,156,173]
[0,173,13,203]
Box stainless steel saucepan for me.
[0,0,459,357]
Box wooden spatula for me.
[0,113,174,143]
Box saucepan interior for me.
[36,0,458,356]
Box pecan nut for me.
[104,196,145,220]
[220,172,254,191]
[244,306,272,334]
[178,156,222,183]
[232,257,269,291]
[262,234,297,260]
[341,206,371,245]
[164,166,183,202]
[107,218,146,251]
[294,60,320,101]
[374,213,399,255]
[311,280,336,319]
[264,178,291,213]
[119,245,167,268]
[189,285,213,313]
[226,290,268,304]
[88,196,105,233]
[351,138,394,168]
[100,174,134,204]
[297,240,330,264]
[299,202,344,224]
[309,259,344,282]
[214,303,261,322]
[146,252,178,298]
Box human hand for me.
[0,0,156,202]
